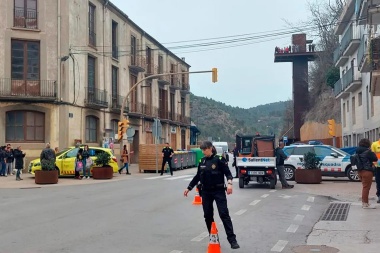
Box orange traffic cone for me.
[192,187,202,205]
[207,222,221,253]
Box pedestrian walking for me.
[183,141,240,249]
[5,145,14,176]
[119,145,130,175]
[0,146,7,176]
[160,143,174,176]
[82,145,91,179]
[13,146,25,181]
[357,138,378,209]
[275,141,294,189]
[371,133,380,203]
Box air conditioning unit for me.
[171,126,177,133]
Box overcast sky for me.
[111,0,321,109]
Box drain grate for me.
[320,202,350,221]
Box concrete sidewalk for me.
[292,180,380,253]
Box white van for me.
[213,142,229,161]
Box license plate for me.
[248,171,265,175]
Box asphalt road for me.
[0,159,333,253]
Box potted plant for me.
[295,152,322,184]
[92,151,113,179]
[35,150,59,184]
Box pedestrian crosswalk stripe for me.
[164,175,193,180]
[144,175,171,180]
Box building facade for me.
[0,0,191,163]
[334,0,380,147]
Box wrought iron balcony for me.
[357,35,371,72]
[112,45,118,59]
[14,9,38,29]
[129,101,143,115]
[157,74,170,85]
[0,78,56,101]
[85,87,108,108]
[129,55,146,73]
[110,95,127,112]
[142,103,153,116]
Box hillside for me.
[190,93,290,144]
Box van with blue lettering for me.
[283,145,357,181]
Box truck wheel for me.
[239,177,244,188]
[269,178,276,189]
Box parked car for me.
[28,146,119,176]
[282,144,358,181]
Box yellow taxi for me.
[28,146,119,176]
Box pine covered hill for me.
[190,93,290,144]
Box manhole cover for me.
[292,245,339,253]
[320,202,350,221]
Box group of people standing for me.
[0,144,26,180]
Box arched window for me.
[6,110,45,142]
[86,116,98,143]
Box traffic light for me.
[122,119,129,129]
[117,121,126,141]
[212,68,218,83]
[327,119,336,137]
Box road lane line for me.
[184,178,192,181]
[271,240,288,252]
[164,175,194,180]
[191,232,209,242]
[261,194,269,198]
[169,251,182,253]
[279,194,291,199]
[144,175,171,179]
[269,190,277,192]
[249,200,261,206]
[286,224,299,233]
[301,205,311,211]
[235,209,247,215]
[307,196,315,202]
[294,214,304,222]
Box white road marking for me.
[184,178,192,181]
[249,200,261,206]
[286,224,299,233]
[271,240,288,252]
[261,194,269,198]
[144,175,171,179]
[307,196,315,202]
[235,209,247,215]
[164,175,194,180]
[191,232,209,242]
[269,190,277,192]
[301,205,311,211]
[279,194,291,199]
[169,251,182,253]
[294,214,304,222]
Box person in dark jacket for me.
[13,146,25,181]
[5,145,14,176]
[82,145,91,179]
[232,143,239,178]
[183,141,240,249]
[275,141,294,189]
[356,138,378,209]
[0,146,7,176]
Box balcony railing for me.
[129,101,143,115]
[111,95,127,111]
[129,55,146,72]
[112,45,118,59]
[14,9,38,29]
[158,74,170,85]
[89,31,96,46]
[356,0,367,25]
[142,103,153,116]
[371,37,380,70]
[357,35,371,72]
[342,67,361,91]
[85,87,108,108]
[0,78,56,99]
[340,24,360,56]
[333,78,342,97]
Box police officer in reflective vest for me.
[161,142,174,176]
[183,141,240,249]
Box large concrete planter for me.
[35,170,59,184]
[92,166,113,179]
[295,169,322,184]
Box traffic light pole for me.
[118,69,216,167]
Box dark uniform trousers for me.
[202,189,236,244]
[161,157,173,175]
